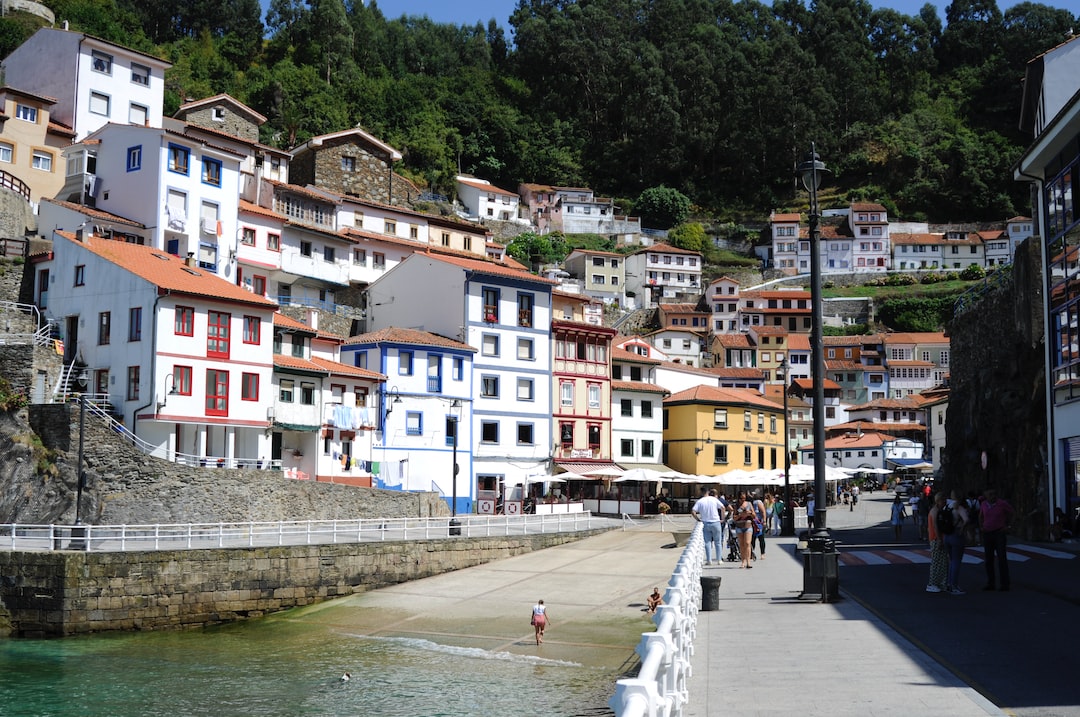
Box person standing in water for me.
[531,599,549,644]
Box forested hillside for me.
[2,0,1076,222]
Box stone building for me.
[289,127,419,207]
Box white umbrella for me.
[548,471,588,481]
[614,467,663,483]
[864,467,894,475]
[713,468,754,485]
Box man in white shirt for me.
[692,489,725,565]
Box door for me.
[64,315,78,365]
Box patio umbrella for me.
[547,471,588,481]
[614,467,663,483]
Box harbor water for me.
[0,608,623,717]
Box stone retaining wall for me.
[0,529,609,637]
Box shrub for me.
[960,264,986,281]
[920,272,943,284]
[885,273,917,286]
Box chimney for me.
[306,308,319,330]
[75,228,84,243]
[185,252,196,267]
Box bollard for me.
[699,575,722,611]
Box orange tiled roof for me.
[457,177,518,197]
[665,384,780,410]
[344,326,475,351]
[42,199,145,228]
[422,251,559,285]
[239,199,287,222]
[611,380,669,394]
[612,346,661,364]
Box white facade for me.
[623,243,703,306]
[706,277,741,332]
[2,28,169,140]
[455,175,522,223]
[366,253,555,493]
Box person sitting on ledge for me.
[647,587,663,614]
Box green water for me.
[0,617,620,716]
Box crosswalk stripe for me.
[836,545,1075,566]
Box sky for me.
[261,0,1032,36]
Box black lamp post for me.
[778,358,794,536]
[796,144,830,535]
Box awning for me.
[555,461,621,478]
[273,422,321,432]
[617,462,675,473]
[888,458,933,470]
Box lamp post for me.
[448,399,462,534]
[796,144,830,535]
[778,358,795,536]
[695,429,713,455]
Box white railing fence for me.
[610,522,704,717]
[0,512,619,552]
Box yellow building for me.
[664,384,786,476]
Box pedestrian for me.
[926,492,948,593]
[771,494,786,536]
[752,492,768,559]
[943,491,969,594]
[531,599,549,644]
[806,493,816,530]
[890,495,907,540]
[979,488,1015,591]
[732,491,756,569]
[692,488,725,566]
[850,484,859,511]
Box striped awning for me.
[554,461,621,477]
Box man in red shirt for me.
[979,488,1015,591]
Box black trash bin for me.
[801,534,839,602]
[448,518,461,536]
[700,575,722,611]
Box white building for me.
[611,347,670,470]
[623,242,703,306]
[455,175,524,223]
[2,27,169,140]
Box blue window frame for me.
[399,350,414,375]
[126,145,141,172]
[202,157,222,187]
[453,356,463,380]
[405,411,422,436]
[168,143,190,175]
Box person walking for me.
[531,599,549,644]
[732,491,756,569]
[806,494,816,530]
[692,489,725,566]
[752,493,768,559]
[926,492,949,593]
[943,492,969,594]
[979,488,1015,591]
[771,495,786,536]
[890,495,907,540]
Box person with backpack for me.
[942,491,970,594]
[771,495,786,536]
[925,492,949,593]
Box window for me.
[588,383,600,409]
[242,372,259,401]
[174,306,193,335]
[560,381,573,407]
[89,91,110,117]
[300,241,312,257]
[770,415,777,433]
[517,423,534,445]
[323,246,335,263]
[0,142,11,163]
[517,378,534,401]
[481,376,499,397]
[758,413,765,432]
[588,424,600,450]
[91,50,113,74]
[517,337,534,360]
[202,158,222,187]
[744,411,752,430]
[98,311,111,345]
[207,310,230,358]
[373,252,385,268]
[641,400,653,418]
[481,334,499,356]
[441,232,450,247]
[131,62,150,86]
[128,307,142,342]
[560,422,573,446]
[243,316,260,344]
[399,351,413,375]
[172,365,192,396]
[518,293,534,327]
[353,249,366,264]
[168,144,189,174]
[279,379,294,402]
[483,287,499,323]
[127,146,142,171]
[341,156,355,171]
[714,444,728,464]
[453,357,463,381]
[620,438,634,456]
[481,421,499,443]
[300,382,315,405]
[129,103,148,126]
[620,399,633,417]
[291,337,304,358]
[642,440,655,458]
[15,104,37,122]
[241,227,256,246]
[32,151,52,171]
[744,446,752,464]
[206,369,228,416]
[127,366,140,401]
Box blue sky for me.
[263,1,1030,35]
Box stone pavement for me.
[682,495,1006,717]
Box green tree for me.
[667,222,707,252]
[506,232,568,270]
[635,186,691,228]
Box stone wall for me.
[180,107,259,143]
[291,137,416,207]
[943,237,1046,538]
[0,186,34,240]
[0,529,608,637]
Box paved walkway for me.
[682,495,1006,717]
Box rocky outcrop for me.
[943,238,1046,538]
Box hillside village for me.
[0,26,1047,521]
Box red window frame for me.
[174,365,192,395]
[205,369,228,416]
[175,306,194,336]
[240,227,256,246]
[207,310,230,358]
[243,315,260,345]
[241,372,259,401]
[252,275,266,296]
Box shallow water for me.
[0,612,621,717]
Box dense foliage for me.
[4,0,1077,222]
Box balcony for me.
[427,375,442,393]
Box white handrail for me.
[0,512,619,553]
[610,522,704,717]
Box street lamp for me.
[448,399,462,534]
[796,144,830,535]
[157,373,180,410]
[778,357,794,536]
[695,429,713,455]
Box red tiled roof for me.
[612,346,661,364]
[42,199,145,228]
[705,366,766,379]
[56,231,275,308]
[665,384,779,410]
[239,199,287,222]
[422,251,558,285]
[344,326,475,351]
[631,242,702,257]
[310,356,385,380]
[457,177,518,197]
[611,380,669,394]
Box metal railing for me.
[610,521,703,717]
[0,512,617,552]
